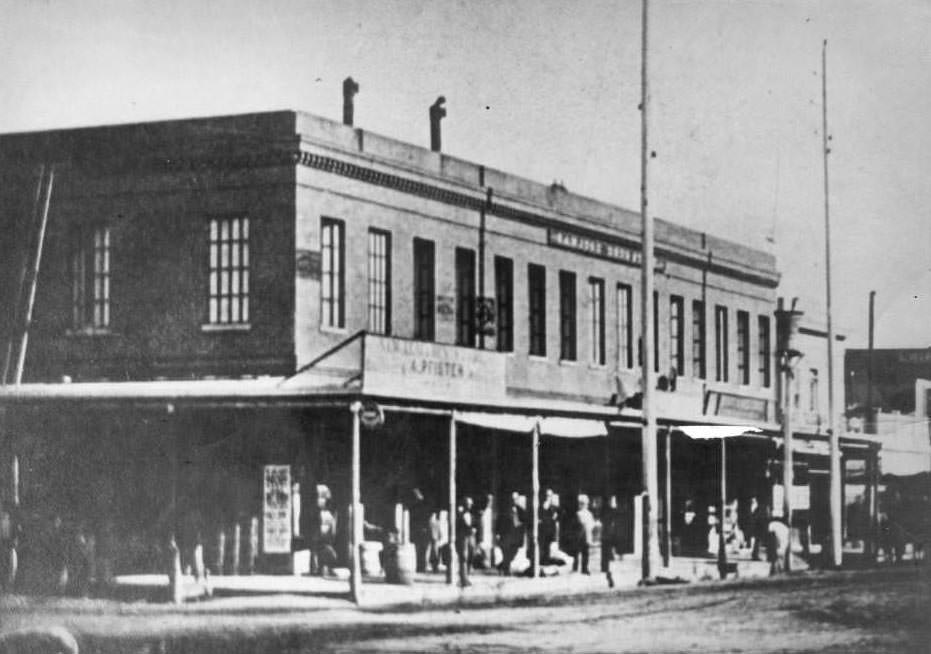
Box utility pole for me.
[639,0,661,579]
[822,39,843,570]
[866,290,875,433]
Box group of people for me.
[410,488,630,587]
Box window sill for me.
[201,323,252,333]
[588,362,608,370]
[66,328,116,338]
[559,359,578,367]
[528,354,549,362]
[320,325,348,336]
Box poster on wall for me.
[263,464,292,554]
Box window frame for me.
[528,263,547,357]
[692,300,706,379]
[714,304,729,383]
[320,217,345,330]
[207,215,250,328]
[559,270,577,361]
[413,237,436,341]
[589,276,605,366]
[455,247,477,347]
[736,310,750,385]
[495,256,514,353]
[367,228,392,335]
[617,283,633,369]
[758,315,771,388]
[669,295,684,376]
[70,223,112,332]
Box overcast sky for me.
[1,0,928,350]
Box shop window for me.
[71,223,111,331]
[559,270,577,361]
[208,216,249,326]
[367,228,391,335]
[413,238,435,341]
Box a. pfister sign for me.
[363,335,507,404]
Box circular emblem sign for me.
[359,401,384,429]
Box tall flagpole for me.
[639,0,661,579]
[823,38,842,568]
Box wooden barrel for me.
[360,540,384,577]
[383,542,416,585]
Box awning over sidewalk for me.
[455,411,608,438]
[676,425,763,440]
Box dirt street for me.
[3,567,929,653]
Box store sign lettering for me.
[548,228,643,266]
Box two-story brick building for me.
[0,109,877,589]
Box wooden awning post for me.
[447,412,457,585]
[717,436,728,579]
[349,401,363,603]
[664,427,672,567]
[531,418,541,578]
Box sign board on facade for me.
[772,483,811,514]
[262,464,292,554]
[705,390,769,422]
[363,335,507,405]
[547,228,644,267]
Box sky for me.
[1,0,928,350]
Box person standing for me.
[539,488,559,566]
[456,496,476,587]
[574,494,595,575]
[601,495,621,587]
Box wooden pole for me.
[783,366,793,572]
[822,38,843,570]
[349,401,362,603]
[638,0,660,582]
[447,413,457,585]
[717,437,727,578]
[168,404,182,604]
[531,419,540,578]
[664,427,671,566]
[14,167,55,385]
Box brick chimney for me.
[343,77,359,126]
[429,96,446,152]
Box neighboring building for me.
[846,348,931,418]
[0,109,878,583]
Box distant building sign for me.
[547,228,643,267]
[263,465,292,554]
[363,335,507,404]
[705,390,769,422]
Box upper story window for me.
[692,300,706,379]
[456,247,476,347]
[320,218,345,329]
[413,238,435,341]
[495,256,513,352]
[616,283,633,369]
[559,270,577,361]
[589,277,605,365]
[758,315,771,388]
[367,228,391,335]
[669,295,684,376]
[714,305,729,382]
[208,217,249,326]
[528,263,546,357]
[737,310,750,385]
[71,224,111,331]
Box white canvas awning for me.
[676,425,762,440]
[455,411,607,438]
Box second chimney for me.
[429,96,446,152]
[343,77,360,126]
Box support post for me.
[638,0,661,581]
[664,427,672,566]
[447,413,457,586]
[783,366,793,572]
[349,401,363,603]
[531,419,541,578]
[717,437,728,578]
[168,404,182,604]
